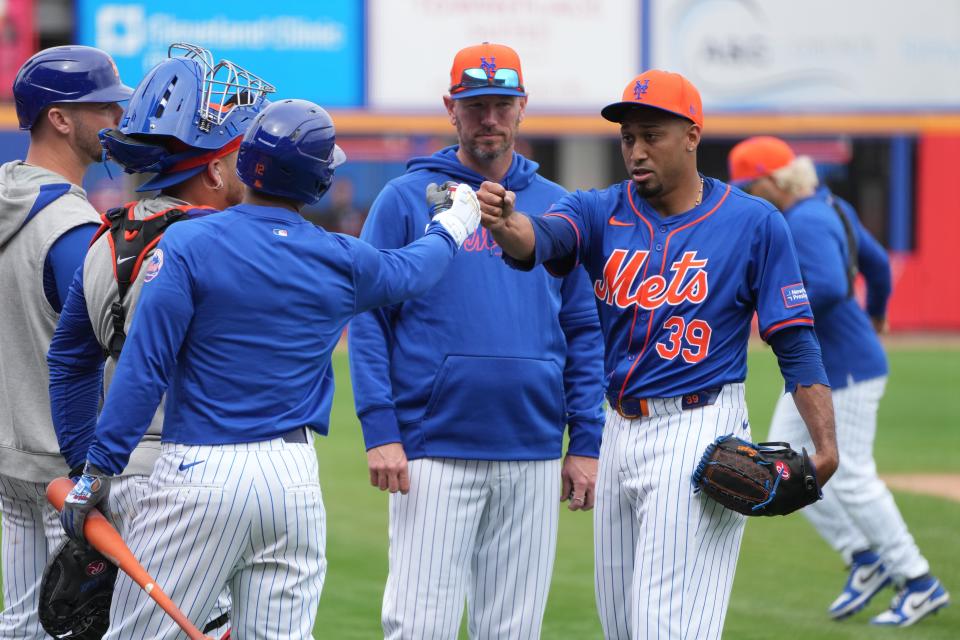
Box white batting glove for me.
[431,183,480,247]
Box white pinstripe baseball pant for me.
[382,457,561,639]
[109,474,232,637]
[594,384,749,640]
[768,375,929,580]
[0,475,65,639]
[105,435,326,640]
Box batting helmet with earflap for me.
[236,99,346,205]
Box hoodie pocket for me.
[419,355,565,458]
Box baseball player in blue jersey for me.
[0,46,132,638]
[477,70,840,639]
[348,42,604,639]
[46,43,274,638]
[729,136,949,627]
[56,98,481,639]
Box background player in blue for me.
[0,45,132,638]
[56,98,482,639]
[47,43,274,638]
[729,136,949,627]
[348,42,604,639]
[477,69,840,640]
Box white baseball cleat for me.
[870,576,950,627]
[828,550,892,619]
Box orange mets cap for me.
[449,42,527,100]
[728,136,796,186]
[601,70,703,128]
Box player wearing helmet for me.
[0,45,132,638]
[47,43,275,638]
[58,98,482,638]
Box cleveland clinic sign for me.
[78,1,364,106]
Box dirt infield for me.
[882,474,960,503]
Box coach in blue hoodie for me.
[348,43,604,639]
[729,137,948,628]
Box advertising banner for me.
[1,0,36,101]
[649,0,960,112]
[367,0,641,111]
[76,0,364,106]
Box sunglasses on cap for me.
[450,67,524,93]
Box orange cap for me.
[449,42,526,100]
[727,136,796,185]
[601,70,703,128]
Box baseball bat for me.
[47,477,214,640]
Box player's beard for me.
[635,180,664,199]
[70,116,106,164]
[457,118,519,165]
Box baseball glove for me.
[691,434,821,516]
[38,538,117,639]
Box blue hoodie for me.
[783,187,889,388]
[348,146,605,461]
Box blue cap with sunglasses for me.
[449,42,527,99]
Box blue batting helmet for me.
[99,43,274,192]
[14,46,133,130]
[236,99,346,205]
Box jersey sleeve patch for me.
[143,248,164,283]
[781,283,809,308]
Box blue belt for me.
[611,386,723,419]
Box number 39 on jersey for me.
[593,248,713,364]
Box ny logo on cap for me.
[634,79,649,100]
[480,56,497,79]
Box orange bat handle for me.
[47,477,214,640]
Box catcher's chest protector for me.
[89,202,191,358]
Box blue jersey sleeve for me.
[846,205,892,318]
[44,223,99,311]
[556,267,605,457]
[752,211,815,341]
[47,267,105,469]
[345,222,457,314]
[348,184,413,450]
[85,228,197,475]
[767,325,829,392]
[504,191,600,276]
[784,204,850,316]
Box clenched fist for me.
[477,181,516,230]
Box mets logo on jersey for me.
[143,249,163,283]
[594,249,708,310]
[781,283,809,308]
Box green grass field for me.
[315,346,960,639]
[3,346,957,638]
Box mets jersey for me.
[523,177,814,403]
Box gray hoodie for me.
[0,161,100,482]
